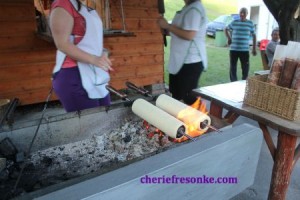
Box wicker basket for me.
[244,74,300,121]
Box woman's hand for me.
[157,16,169,29]
[91,55,114,72]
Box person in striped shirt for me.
[225,7,257,82]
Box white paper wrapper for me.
[156,94,211,132]
[132,99,185,139]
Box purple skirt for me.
[52,67,111,112]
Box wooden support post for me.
[209,115,231,130]
[224,111,239,124]
[258,123,276,160]
[268,131,297,200]
[209,101,223,119]
[293,143,300,170]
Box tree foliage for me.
[263,0,300,44]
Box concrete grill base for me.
[0,99,228,197]
[30,124,263,200]
[0,102,135,153]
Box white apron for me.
[53,0,109,99]
[168,2,208,75]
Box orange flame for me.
[142,98,208,143]
[176,97,208,142]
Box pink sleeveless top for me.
[51,0,86,68]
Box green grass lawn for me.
[164,0,238,21]
[163,0,262,87]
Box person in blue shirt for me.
[225,7,257,82]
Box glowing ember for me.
[143,121,171,146]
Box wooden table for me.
[193,81,300,200]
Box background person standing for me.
[157,0,208,105]
[266,28,280,68]
[225,7,257,82]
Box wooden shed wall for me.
[0,0,164,105]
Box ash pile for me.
[0,117,174,199]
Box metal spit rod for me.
[177,127,197,142]
[176,119,221,142]
[105,85,131,102]
[200,120,222,133]
[182,132,196,142]
[105,85,201,142]
[125,81,153,97]
[208,125,222,133]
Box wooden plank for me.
[0,4,34,21]
[107,43,162,55]
[0,62,54,81]
[0,48,162,68]
[0,35,55,51]
[107,42,163,52]
[0,49,56,66]
[110,75,163,90]
[136,64,163,76]
[104,31,162,44]
[0,0,31,5]
[111,19,160,32]
[0,21,36,36]
[110,63,163,79]
[112,54,163,67]
[0,88,58,106]
[110,65,137,79]
[0,77,52,94]
[110,7,159,19]
[121,0,156,8]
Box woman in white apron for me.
[157,0,208,105]
[50,0,113,112]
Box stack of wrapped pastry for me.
[267,41,300,91]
